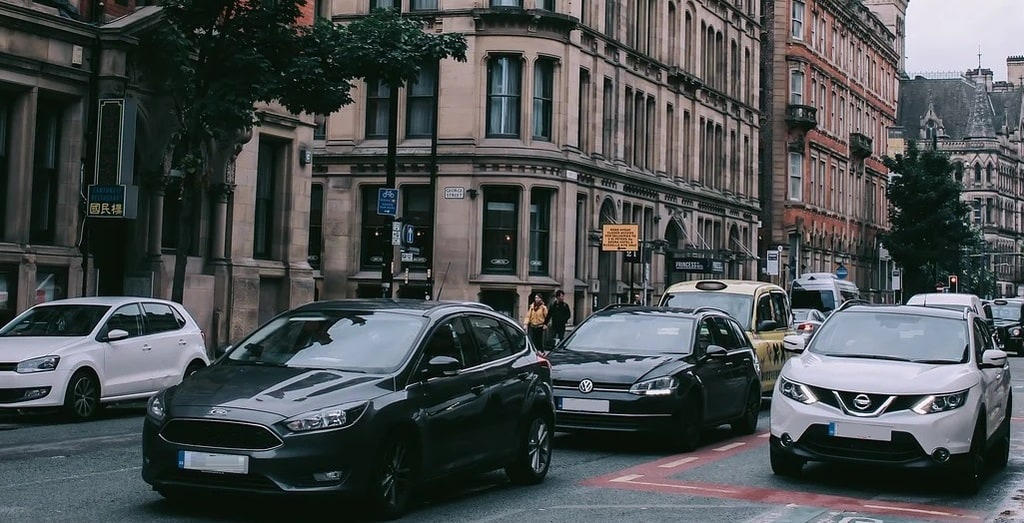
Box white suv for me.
[769,303,1012,494]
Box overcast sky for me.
[904,0,1022,81]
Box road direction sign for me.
[377,188,398,216]
[836,263,848,280]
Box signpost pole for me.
[381,82,401,299]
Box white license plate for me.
[828,421,892,442]
[178,450,249,474]
[558,398,610,413]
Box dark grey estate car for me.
[142,299,554,519]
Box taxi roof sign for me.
[601,224,639,252]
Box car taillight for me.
[201,330,206,344]
[798,323,814,331]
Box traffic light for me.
[948,274,959,293]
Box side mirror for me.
[215,344,232,358]
[104,329,129,342]
[756,319,779,332]
[782,334,806,354]
[981,348,1008,368]
[423,355,461,378]
[704,344,728,359]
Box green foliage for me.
[881,141,979,296]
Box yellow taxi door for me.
[747,290,796,394]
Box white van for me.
[906,292,994,325]
[789,273,861,315]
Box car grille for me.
[0,362,17,372]
[160,419,283,451]
[556,412,669,432]
[798,424,926,463]
[553,379,630,391]
[159,468,280,491]
[806,385,920,415]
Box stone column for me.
[209,183,234,261]
[147,180,166,259]
[7,88,37,243]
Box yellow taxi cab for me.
[659,279,796,394]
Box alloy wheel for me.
[380,441,412,509]
[527,417,552,473]
[72,376,98,419]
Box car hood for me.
[548,347,687,385]
[0,336,87,361]
[166,363,393,417]
[783,352,980,394]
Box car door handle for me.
[142,345,152,351]
[470,385,485,395]
[516,372,530,381]
[178,340,188,346]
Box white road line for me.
[609,474,645,483]
[658,456,700,468]
[0,466,142,489]
[862,504,982,519]
[758,433,772,438]
[713,442,746,452]
[626,479,738,494]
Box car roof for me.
[289,299,495,316]
[841,303,969,320]
[664,279,785,294]
[593,304,733,320]
[32,296,181,307]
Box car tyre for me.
[505,409,553,485]
[955,420,986,495]
[184,360,205,379]
[674,398,702,452]
[990,398,1012,469]
[731,385,761,435]
[770,445,804,476]
[369,433,418,521]
[63,370,101,422]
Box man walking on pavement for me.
[545,290,571,349]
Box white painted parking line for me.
[609,474,645,483]
[712,442,746,452]
[658,456,700,468]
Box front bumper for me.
[769,389,977,468]
[553,387,681,433]
[0,369,70,409]
[142,410,377,495]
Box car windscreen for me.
[661,292,752,329]
[990,303,1021,321]
[563,314,694,354]
[809,311,968,364]
[790,289,835,312]
[0,305,110,337]
[225,311,428,373]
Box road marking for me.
[623,478,738,494]
[0,432,139,456]
[759,433,772,438]
[0,466,142,489]
[609,474,645,483]
[713,442,746,452]
[658,457,700,468]
[863,503,982,518]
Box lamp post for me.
[380,84,400,298]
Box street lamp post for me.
[381,85,400,298]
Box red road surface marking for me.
[581,430,985,522]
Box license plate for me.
[178,450,249,474]
[828,421,892,442]
[558,397,610,413]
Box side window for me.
[467,315,515,363]
[972,319,989,363]
[142,303,183,335]
[771,292,791,328]
[695,318,715,353]
[105,304,144,338]
[710,316,742,350]
[756,294,774,327]
[730,319,752,348]
[421,320,467,368]
[501,321,528,354]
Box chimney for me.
[1008,56,1024,88]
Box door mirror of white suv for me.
[782,334,806,354]
[981,348,1008,368]
[104,329,130,342]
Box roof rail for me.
[596,302,641,313]
[692,306,731,316]
[436,301,495,311]
[836,299,872,312]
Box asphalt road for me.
[4,361,1024,523]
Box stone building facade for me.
[895,62,1024,297]
[314,0,764,321]
[760,0,905,301]
[0,0,318,348]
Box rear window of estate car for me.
[564,314,695,354]
[809,311,969,364]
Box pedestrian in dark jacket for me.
[546,290,571,347]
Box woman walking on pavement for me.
[524,293,548,351]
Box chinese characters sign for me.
[87,185,127,218]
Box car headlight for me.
[283,402,368,433]
[779,376,818,405]
[1011,327,1022,337]
[147,392,166,421]
[912,390,969,415]
[629,376,678,396]
[16,355,60,374]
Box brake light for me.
[797,323,815,331]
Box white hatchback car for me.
[770,303,1011,494]
[0,297,209,421]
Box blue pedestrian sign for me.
[377,188,398,216]
[835,263,848,280]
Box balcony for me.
[785,104,817,131]
[850,132,872,159]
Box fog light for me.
[932,448,951,463]
[780,433,794,447]
[313,470,342,482]
[23,387,51,400]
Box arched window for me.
[974,164,982,182]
